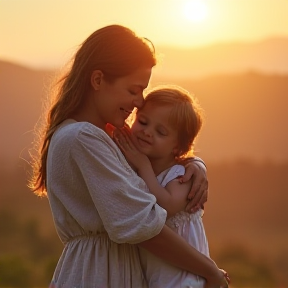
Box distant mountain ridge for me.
[154,37,288,78]
[0,61,54,168]
[0,57,287,166]
[151,72,288,163]
[4,36,288,77]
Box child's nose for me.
[143,127,152,137]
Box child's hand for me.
[113,126,150,173]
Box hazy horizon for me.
[1,36,288,79]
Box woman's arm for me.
[113,127,192,217]
[138,167,192,218]
[114,127,208,214]
[111,126,228,286]
[139,225,229,288]
[110,124,209,213]
[180,157,209,212]
[128,159,191,218]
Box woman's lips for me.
[120,108,132,117]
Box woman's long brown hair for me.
[29,25,156,196]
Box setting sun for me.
[182,0,209,23]
[1,0,288,65]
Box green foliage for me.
[1,162,288,287]
[0,255,31,287]
[44,257,59,284]
[0,209,61,287]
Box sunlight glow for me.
[182,0,209,23]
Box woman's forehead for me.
[122,67,152,87]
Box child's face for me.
[130,102,179,160]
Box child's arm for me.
[139,165,192,218]
[114,127,191,217]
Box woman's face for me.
[93,67,152,129]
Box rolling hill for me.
[1,59,287,166]
[154,37,288,78]
[0,55,288,285]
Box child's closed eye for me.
[138,119,147,125]
[157,130,167,136]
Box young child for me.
[114,85,212,288]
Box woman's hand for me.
[204,268,230,288]
[221,269,231,286]
[179,158,209,213]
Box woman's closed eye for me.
[129,87,143,96]
[129,91,140,96]
[129,90,138,96]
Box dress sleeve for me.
[71,125,167,244]
[160,165,185,187]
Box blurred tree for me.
[44,256,59,283]
[0,209,62,287]
[0,255,32,287]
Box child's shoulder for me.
[157,165,185,187]
[167,164,185,177]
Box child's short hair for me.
[140,85,204,159]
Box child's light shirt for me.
[139,164,210,288]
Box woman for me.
[29,25,228,288]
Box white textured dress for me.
[46,119,167,288]
[139,165,210,288]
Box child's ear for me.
[91,70,103,90]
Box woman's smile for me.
[120,107,132,118]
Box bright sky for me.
[1,0,288,69]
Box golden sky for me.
[1,0,288,69]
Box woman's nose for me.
[132,93,144,108]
